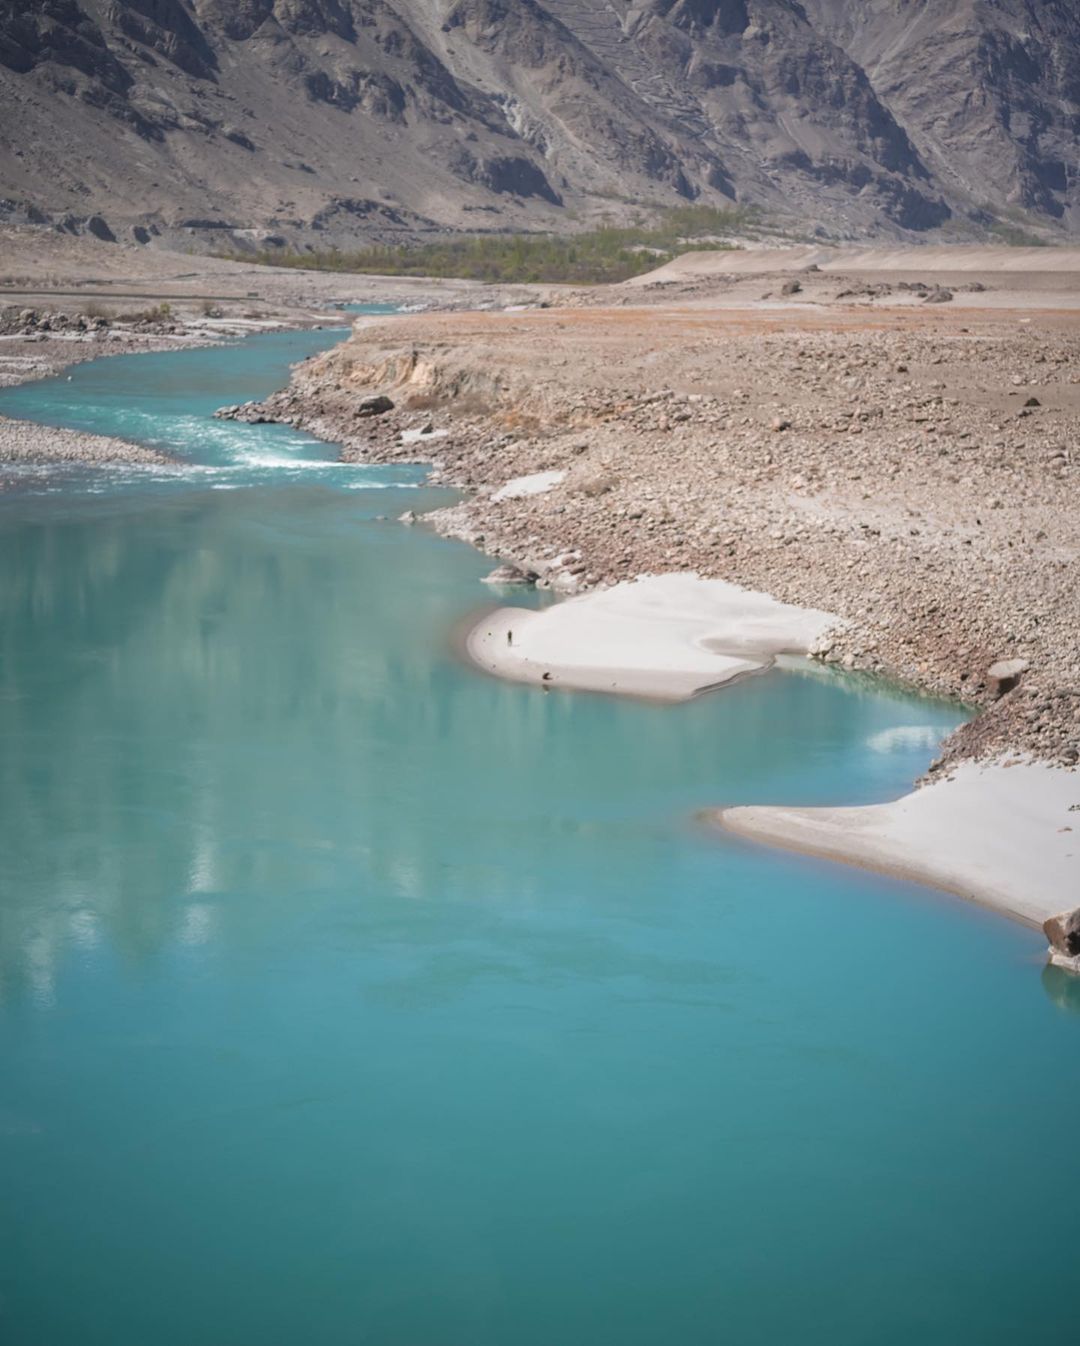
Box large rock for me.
[986,657,1029,697]
[1044,907,1080,975]
[357,394,395,417]
[481,563,538,587]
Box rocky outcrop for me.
[0,0,1077,246]
[1044,906,1080,975]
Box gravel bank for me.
[0,415,171,480]
[227,299,1080,773]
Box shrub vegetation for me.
[227,206,760,284]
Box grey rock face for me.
[803,0,1080,227]
[0,0,1077,244]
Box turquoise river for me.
[0,321,1077,1345]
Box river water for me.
[0,322,1077,1345]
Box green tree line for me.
[225,206,760,284]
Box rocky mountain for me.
[0,0,1077,249]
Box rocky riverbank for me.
[0,303,300,388]
[220,300,1080,774]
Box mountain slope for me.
[803,0,1080,225]
[0,0,1077,249]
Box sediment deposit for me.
[0,415,171,482]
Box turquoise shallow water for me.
[1,327,1078,1346]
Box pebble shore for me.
[225,299,1080,772]
[0,414,171,481]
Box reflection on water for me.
[865,724,945,754]
[1041,963,1080,1014]
[0,478,968,1002]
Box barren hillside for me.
[1,0,1077,248]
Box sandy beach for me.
[714,759,1079,935]
[466,573,837,699]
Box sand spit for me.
[466,573,838,699]
[714,760,1079,932]
[0,414,170,478]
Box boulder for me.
[986,657,1029,697]
[1044,907,1080,975]
[481,564,537,586]
[357,394,394,417]
[213,401,266,423]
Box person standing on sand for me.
[507,629,513,647]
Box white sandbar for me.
[465,573,838,700]
[716,760,1079,928]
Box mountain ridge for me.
[1,0,1077,250]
